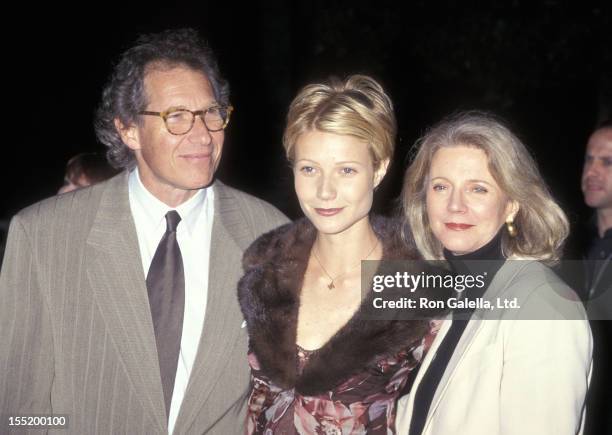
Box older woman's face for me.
[426,146,516,255]
[293,130,387,235]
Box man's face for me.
[582,128,612,212]
[119,66,225,206]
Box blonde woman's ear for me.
[505,200,520,222]
[505,202,520,237]
[508,201,521,221]
[374,158,390,188]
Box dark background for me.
[3,1,611,257]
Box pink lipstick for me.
[315,208,343,217]
[445,223,474,231]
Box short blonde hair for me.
[282,75,396,169]
[402,111,569,261]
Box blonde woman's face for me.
[293,130,387,235]
[426,146,516,255]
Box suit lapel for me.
[175,181,252,431]
[85,174,167,432]
[401,317,452,428]
[423,316,486,431]
[422,261,527,432]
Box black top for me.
[587,227,612,261]
[585,227,612,298]
[408,231,505,435]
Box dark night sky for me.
[3,1,611,255]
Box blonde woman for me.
[396,112,592,435]
[238,76,439,434]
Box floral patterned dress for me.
[245,324,439,435]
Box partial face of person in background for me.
[293,130,388,236]
[58,174,91,194]
[582,127,612,213]
[119,66,225,206]
[57,152,119,194]
[426,145,517,255]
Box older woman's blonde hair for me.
[402,111,569,261]
[283,74,396,169]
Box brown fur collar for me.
[238,216,438,396]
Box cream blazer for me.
[396,260,592,435]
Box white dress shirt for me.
[128,168,214,434]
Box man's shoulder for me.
[214,181,279,210]
[14,174,124,230]
[214,180,289,231]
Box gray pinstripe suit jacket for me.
[0,173,288,434]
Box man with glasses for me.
[0,28,287,434]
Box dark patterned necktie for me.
[146,210,185,418]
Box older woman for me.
[238,75,439,434]
[396,112,592,435]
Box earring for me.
[506,219,517,237]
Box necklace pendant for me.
[328,281,335,290]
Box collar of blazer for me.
[85,174,251,253]
[85,173,255,432]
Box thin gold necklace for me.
[312,237,379,290]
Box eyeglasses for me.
[138,105,234,135]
